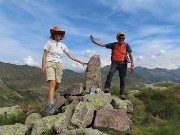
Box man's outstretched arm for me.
[90,35,106,47]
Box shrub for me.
[110,86,119,96]
[0,112,27,126]
[132,111,151,126]
[136,87,180,120]
[146,101,180,120]
[44,129,56,135]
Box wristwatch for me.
[131,64,134,66]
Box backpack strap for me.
[110,42,116,61]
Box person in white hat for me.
[42,26,87,115]
[90,32,134,100]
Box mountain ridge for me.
[135,66,180,83]
[0,61,179,107]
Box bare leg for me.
[48,80,57,100]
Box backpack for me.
[111,42,130,63]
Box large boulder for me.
[60,83,84,96]
[0,105,23,116]
[54,99,79,133]
[85,55,102,93]
[31,114,60,135]
[83,93,113,110]
[71,102,94,128]
[25,113,42,130]
[111,96,133,113]
[59,128,109,135]
[0,123,28,135]
[94,109,132,132]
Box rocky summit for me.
[0,55,133,135]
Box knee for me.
[108,72,114,77]
[49,81,57,89]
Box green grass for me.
[127,82,180,135]
[0,112,27,126]
[130,120,180,135]
[135,84,180,120]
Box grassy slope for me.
[0,62,85,107]
[128,82,180,135]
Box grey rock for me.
[83,93,112,110]
[94,109,132,132]
[111,96,133,113]
[59,128,109,135]
[0,105,23,116]
[60,83,84,96]
[85,55,102,92]
[54,99,79,133]
[71,102,94,128]
[25,113,42,129]
[31,114,60,135]
[0,123,28,135]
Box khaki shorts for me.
[46,62,63,83]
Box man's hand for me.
[79,61,88,66]
[90,35,95,43]
[130,65,135,73]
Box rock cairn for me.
[0,55,133,135]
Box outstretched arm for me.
[66,52,87,66]
[90,35,106,47]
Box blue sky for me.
[0,0,180,72]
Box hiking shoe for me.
[104,88,110,93]
[49,107,59,115]
[119,95,126,100]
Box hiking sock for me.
[48,100,54,109]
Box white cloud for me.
[136,26,174,38]
[14,61,20,64]
[98,0,180,16]
[136,56,143,61]
[23,56,39,66]
[149,55,157,60]
[160,49,166,54]
[71,62,87,73]
[72,62,86,69]
[135,48,180,69]
[84,50,97,59]
[145,49,167,61]
[101,59,111,67]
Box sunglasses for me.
[118,37,125,40]
[54,32,65,36]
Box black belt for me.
[113,61,126,64]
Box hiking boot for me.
[49,107,59,116]
[104,88,110,93]
[119,95,126,100]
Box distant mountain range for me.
[0,61,179,107]
[135,66,180,83]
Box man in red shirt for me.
[90,32,134,100]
